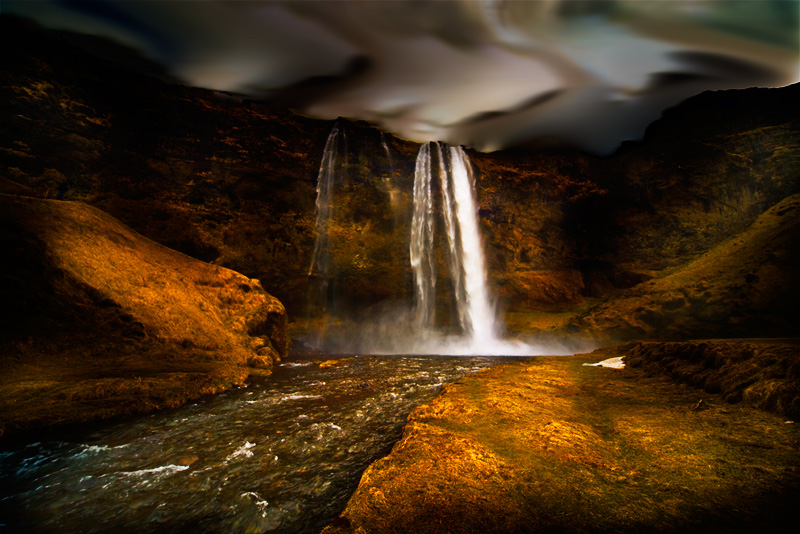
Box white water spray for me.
[307,132,557,356]
[436,143,464,329]
[406,142,530,355]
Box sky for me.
[6,0,799,154]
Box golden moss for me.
[324,350,800,534]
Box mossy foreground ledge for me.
[324,341,800,534]
[0,194,289,438]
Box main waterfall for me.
[441,144,499,345]
[409,142,512,354]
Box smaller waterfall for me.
[309,124,342,279]
[380,131,394,169]
[307,122,349,339]
[380,131,401,216]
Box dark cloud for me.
[8,0,798,154]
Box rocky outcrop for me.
[0,193,288,437]
[0,15,332,315]
[323,343,800,534]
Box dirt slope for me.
[0,194,288,437]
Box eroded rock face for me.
[0,194,288,436]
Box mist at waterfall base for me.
[304,126,574,357]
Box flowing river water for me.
[0,354,526,533]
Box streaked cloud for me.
[8,0,798,153]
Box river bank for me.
[323,339,800,534]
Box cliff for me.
[1,14,798,344]
[563,193,800,343]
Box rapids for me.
[0,354,524,533]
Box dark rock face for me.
[1,14,798,343]
[475,83,800,315]
[562,194,800,344]
[0,15,331,315]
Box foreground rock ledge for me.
[324,341,799,534]
[0,194,289,438]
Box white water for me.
[380,131,394,170]
[410,143,436,328]
[445,145,498,345]
[405,142,541,356]
[436,143,464,329]
[305,132,566,356]
[0,356,514,534]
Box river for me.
[0,354,526,533]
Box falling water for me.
[305,130,548,356]
[363,140,535,355]
[442,145,499,346]
[409,143,436,328]
[407,142,504,351]
[380,131,401,218]
[436,143,465,331]
[379,131,394,170]
[308,124,342,279]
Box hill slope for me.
[0,194,288,437]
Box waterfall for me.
[305,126,541,355]
[410,142,500,349]
[380,131,394,169]
[380,131,401,216]
[309,124,342,279]
[436,143,465,330]
[410,143,436,328]
[307,122,348,336]
[445,146,499,345]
